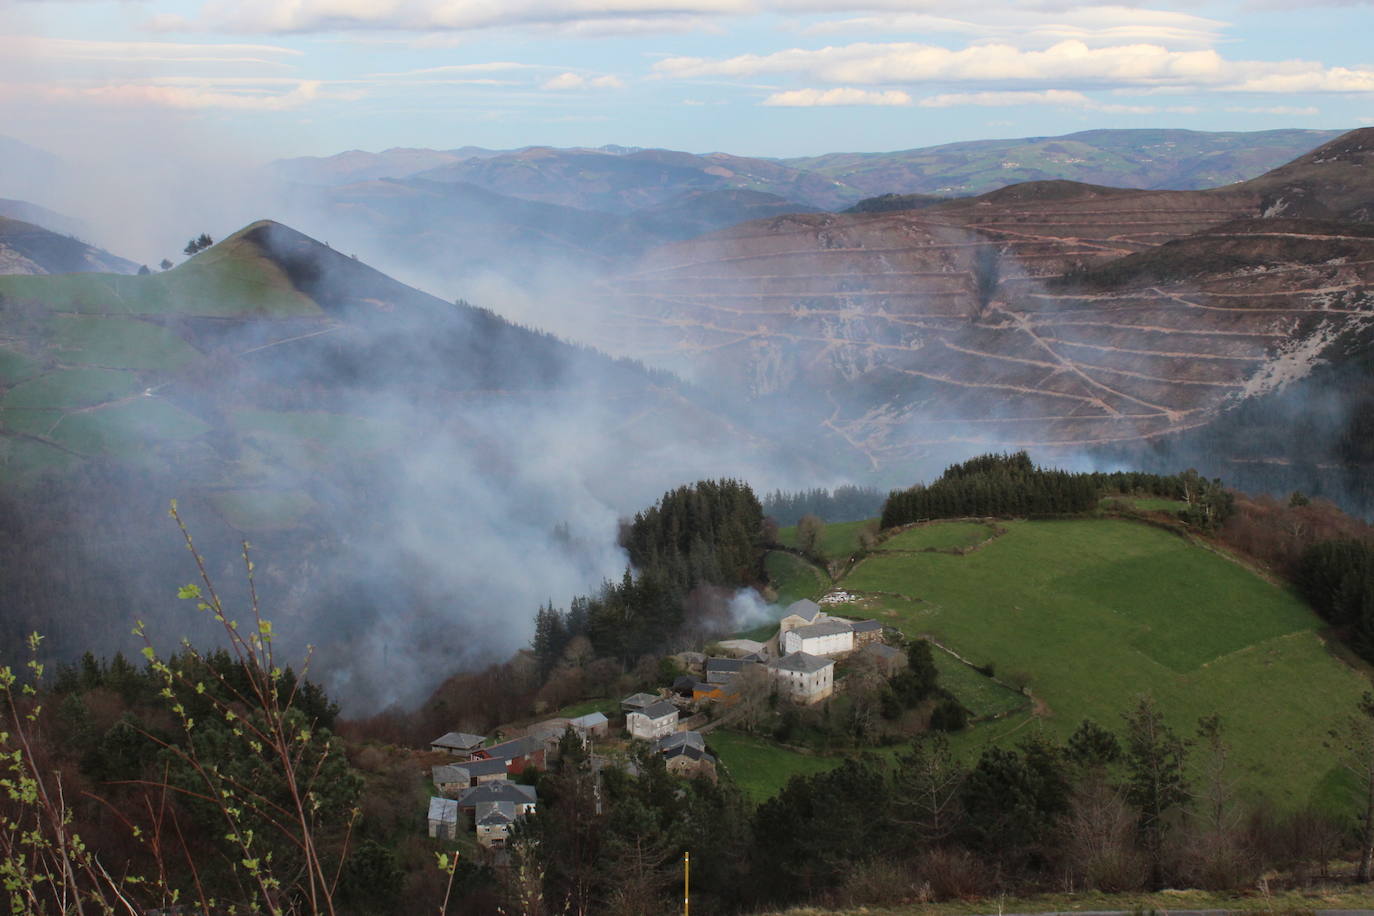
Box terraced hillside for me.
[604,129,1374,468]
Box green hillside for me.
[768,517,1371,808]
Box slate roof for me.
[784,599,822,623]
[656,731,706,753]
[791,619,853,639]
[428,797,459,824]
[431,731,485,751]
[770,651,834,674]
[862,643,903,660]
[633,699,678,721]
[621,692,659,709]
[458,782,538,808]
[485,735,542,760]
[706,657,746,677]
[475,800,517,826]
[462,757,508,778]
[850,619,883,633]
[570,712,608,729]
[432,764,469,785]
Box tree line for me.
[534,479,767,672]
[761,485,887,526]
[880,452,1234,530]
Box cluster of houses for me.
[426,599,903,848]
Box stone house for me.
[860,642,906,677]
[777,599,824,634]
[427,797,459,840]
[429,731,485,759]
[768,651,835,704]
[705,657,751,683]
[780,618,854,657]
[627,699,679,740]
[850,619,884,646]
[457,782,538,816]
[475,801,519,848]
[655,731,716,779]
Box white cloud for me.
[654,39,1374,95]
[1226,104,1321,115]
[915,88,1158,113]
[1,79,348,111]
[0,35,301,66]
[803,6,1226,49]
[762,86,911,105]
[541,72,626,90]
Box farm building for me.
[780,619,854,658]
[475,801,519,848]
[621,692,660,713]
[860,642,906,677]
[705,657,753,683]
[850,619,884,646]
[627,699,679,740]
[434,756,507,790]
[778,599,824,633]
[769,651,835,704]
[569,711,610,738]
[691,678,741,706]
[427,797,459,840]
[478,735,545,774]
[457,782,538,815]
[655,731,716,778]
[716,638,767,659]
[429,731,485,759]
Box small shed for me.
[427,797,459,840]
[432,764,470,797]
[570,711,610,738]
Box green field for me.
[765,550,829,605]
[46,398,210,458]
[1,367,141,409]
[929,649,1029,720]
[881,521,997,552]
[555,698,619,718]
[778,519,874,561]
[0,348,43,386]
[49,315,202,370]
[707,730,843,803]
[839,518,1370,807]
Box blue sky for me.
[1,0,1372,160]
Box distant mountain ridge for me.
[272,128,1345,213]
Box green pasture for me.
[777,518,875,561]
[839,518,1371,808]
[765,550,829,605]
[880,521,997,552]
[928,649,1028,720]
[555,698,619,719]
[49,315,202,369]
[0,347,43,386]
[707,730,843,803]
[1,367,140,409]
[44,398,210,458]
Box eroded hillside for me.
[604,129,1374,468]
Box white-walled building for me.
[627,699,679,740]
[780,619,854,657]
[768,651,835,704]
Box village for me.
[422,599,907,855]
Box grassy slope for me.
[708,730,843,803]
[881,521,997,552]
[777,519,872,561]
[842,518,1369,808]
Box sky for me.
[0,0,1372,161]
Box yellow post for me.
[683,850,690,916]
